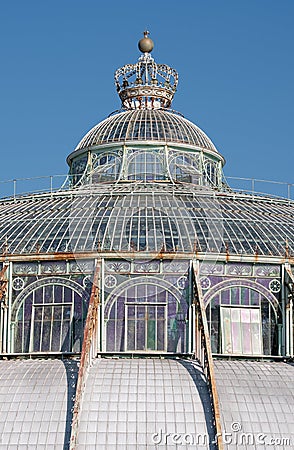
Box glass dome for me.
[73,109,218,153]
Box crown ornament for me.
[114,31,178,110]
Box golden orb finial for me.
[138,30,154,53]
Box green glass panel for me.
[147,319,156,350]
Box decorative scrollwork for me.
[134,261,160,273]
[255,265,280,277]
[105,261,131,273]
[13,263,38,275]
[41,261,66,274]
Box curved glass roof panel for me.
[1,185,294,257]
[74,109,218,153]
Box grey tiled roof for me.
[214,360,294,450]
[1,357,293,449]
[0,359,78,450]
[77,358,216,449]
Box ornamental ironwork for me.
[114,32,178,110]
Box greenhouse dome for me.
[0,32,293,450]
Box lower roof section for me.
[214,359,294,449]
[1,356,294,449]
[0,358,78,450]
[77,358,216,449]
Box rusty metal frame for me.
[0,264,8,302]
[284,263,294,358]
[192,260,224,450]
[70,259,101,450]
[0,264,9,353]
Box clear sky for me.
[0,0,293,196]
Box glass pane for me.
[241,308,250,323]
[250,290,260,306]
[127,319,136,350]
[231,287,239,305]
[157,316,165,351]
[33,320,41,352]
[136,318,145,351]
[251,309,260,323]
[241,321,252,354]
[221,307,232,354]
[51,320,61,351]
[116,319,125,352]
[147,318,156,351]
[231,309,242,354]
[54,285,63,303]
[43,306,52,321]
[54,306,62,320]
[241,287,249,305]
[231,308,241,322]
[210,321,219,353]
[251,309,262,354]
[221,290,230,305]
[41,321,51,352]
[61,320,70,352]
[251,322,262,354]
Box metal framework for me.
[1,183,294,257]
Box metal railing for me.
[226,176,294,200]
[192,260,223,450]
[0,174,71,200]
[0,172,293,201]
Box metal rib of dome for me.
[74,109,218,152]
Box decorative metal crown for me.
[114,32,178,110]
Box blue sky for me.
[0,1,293,196]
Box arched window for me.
[169,153,201,184]
[11,279,88,353]
[105,279,187,353]
[127,151,164,181]
[92,153,121,182]
[206,285,279,356]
